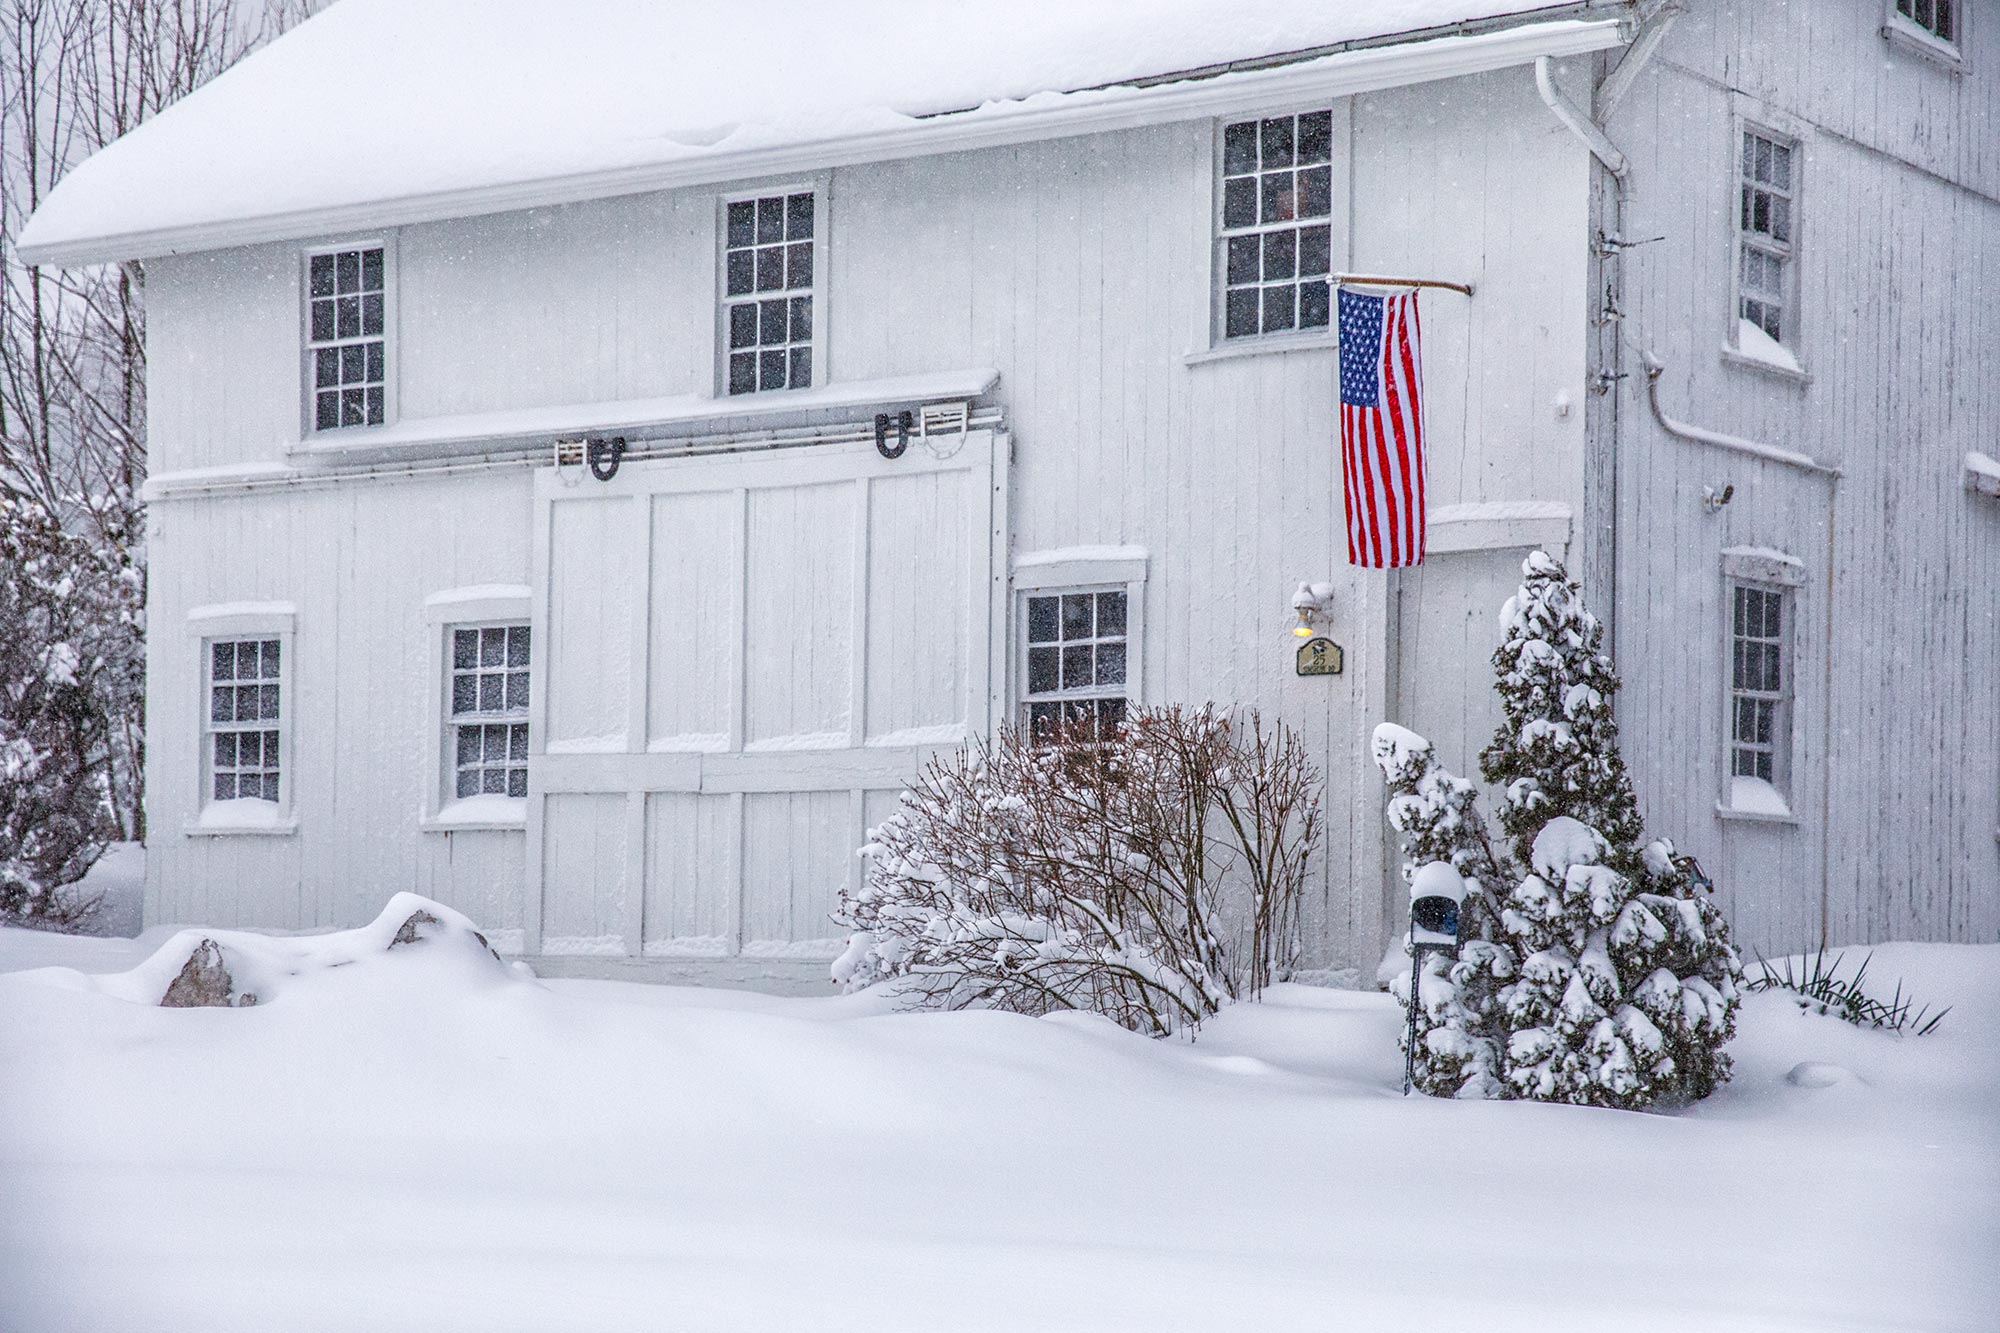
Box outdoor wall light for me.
[1290,582,1336,638]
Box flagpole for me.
[1335,273,1474,297]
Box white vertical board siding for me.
[144,469,535,935]
[147,64,1592,971]
[1607,13,2000,952]
[531,434,1004,961]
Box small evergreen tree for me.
[1374,551,1741,1108]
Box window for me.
[1218,110,1335,340]
[1728,584,1789,789]
[722,191,815,394]
[1022,590,1129,742]
[206,639,282,804]
[449,624,530,799]
[1892,0,1955,44]
[1736,129,1796,345]
[307,245,387,430]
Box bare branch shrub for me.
[833,706,1322,1036]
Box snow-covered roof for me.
[17,1,1627,266]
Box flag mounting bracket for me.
[1335,272,1474,297]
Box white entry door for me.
[527,431,1008,963]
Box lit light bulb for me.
[1293,610,1315,639]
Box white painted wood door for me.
[526,432,1008,961]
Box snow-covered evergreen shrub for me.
[0,491,139,929]
[833,706,1322,1036]
[1374,551,1741,1107]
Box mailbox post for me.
[1403,861,1466,1096]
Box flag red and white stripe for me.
[1337,285,1427,567]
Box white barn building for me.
[18,0,1998,987]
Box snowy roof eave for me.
[18,17,1625,268]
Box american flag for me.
[1337,285,1427,568]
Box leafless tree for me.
[0,0,318,844]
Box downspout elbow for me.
[1535,55,1629,183]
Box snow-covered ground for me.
[1,887,1995,1332]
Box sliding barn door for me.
[527,433,1008,963]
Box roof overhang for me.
[19,16,1625,267]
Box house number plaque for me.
[1296,637,1343,676]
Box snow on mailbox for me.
[1402,861,1467,1095]
[1408,861,1465,954]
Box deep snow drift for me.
[2,899,1995,1331]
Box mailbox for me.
[1408,861,1465,956]
[1402,861,1467,1096]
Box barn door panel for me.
[528,433,1005,962]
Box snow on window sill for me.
[1721,321,1809,385]
[1715,777,1798,826]
[420,794,527,833]
[1881,20,1964,72]
[1183,331,1337,366]
[185,798,298,837]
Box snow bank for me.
[21,0,1590,261]
[2,917,1996,1330]
[41,892,522,1009]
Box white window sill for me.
[1882,21,1964,72]
[184,812,299,837]
[1714,801,1799,827]
[420,795,527,833]
[1720,341,1811,387]
[1183,332,1337,366]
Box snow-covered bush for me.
[1376,551,1741,1107]
[0,492,141,930]
[833,706,1322,1036]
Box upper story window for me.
[1892,0,1955,44]
[449,624,530,799]
[723,191,816,395]
[1218,110,1335,340]
[1736,128,1797,350]
[307,244,387,430]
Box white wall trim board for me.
[1426,500,1573,555]
[183,601,297,637]
[1720,545,1808,587]
[142,373,1005,501]
[1012,546,1149,590]
[18,20,1625,266]
[422,586,533,625]
[1965,451,2000,498]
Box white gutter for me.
[19,18,1624,266]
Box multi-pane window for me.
[723,192,815,395]
[1738,130,1796,344]
[1729,585,1788,785]
[308,246,386,430]
[1894,0,1955,43]
[1023,590,1129,742]
[450,624,530,799]
[1219,110,1335,340]
[207,639,282,803]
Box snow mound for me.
[52,893,523,1009]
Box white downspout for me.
[1534,55,1628,182]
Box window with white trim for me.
[206,639,283,803]
[307,245,387,430]
[449,624,530,799]
[1736,128,1797,346]
[1021,589,1129,742]
[722,191,816,395]
[1728,584,1790,791]
[1218,110,1335,340]
[1891,0,1956,45]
